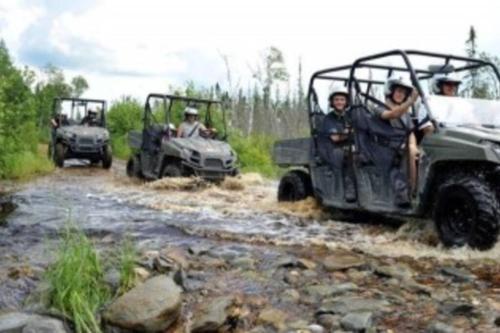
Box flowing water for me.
[1,161,499,331]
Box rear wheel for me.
[126,155,142,178]
[54,143,65,168]
[102,145,113,169]
[162,163,182,178]
[278,170,313,202]
[434,175,499,250]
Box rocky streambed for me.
[0,162,499,332]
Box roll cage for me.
[53,97,107,127]
[307,49,500,134]
[144,94,228,140]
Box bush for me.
[229,132,279,178]
[45,226,110,333]
[107,97,142,159]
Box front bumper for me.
[182,158,238,179]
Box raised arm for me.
[380,89,419,120]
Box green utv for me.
[274,50,500,250]
[127,94,238,181]
[49,97,112,169]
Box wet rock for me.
[281,289,300,303]
[297,258,317,270]
[318,297,390,315]
[284,270,300,285]
[160,247,189,269]
[374,264,414,280]
[305,283,358,299]
[257,307,288,331]
[340,312,373,331]
[133,267,150,282]
[495,316,500,326]
[191,296,234,332]
[316,313,340,330]
[22,317,68,333]
[188,244,212,256]
[323,252,365,272]
[440,267,475,282]
[275,256,299,268]
[230,257,256,270]
[103,275,182,332]
[208,247,240,261]
[0,312,32,332]
[104,268,121,290]
[439,302,475,316]
[0,197,16,221]
[399,278,433,295]
[427,321,457,333]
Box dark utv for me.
[127,94,238,181]
[49,97,112,169]
[274,50,500,250]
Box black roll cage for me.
[307,49,500,135]
[52,97,107,126]
[144,94,227,140]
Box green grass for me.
[229,133,280,178]
[45,226,110,333]
[0,145,54,179]
[117,238,138,295]
[111,134,132,160]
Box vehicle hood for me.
[443,125,500,144]
[168,137,234,156]
[58,125,109,137]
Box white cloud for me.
[0,0,44,55]
[1,0,500,101]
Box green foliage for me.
[229,132,279,178]
[1,148,53,180]
[45,225,110,333]
[117,239,138,295]
[106,96,143,159]
[0,40,43,178]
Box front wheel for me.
[434,175,499,250]
[162,163,182,178]
[54,143,65,168]
[277,170,313,202]
[102,145,113,169]
[126,155,142,178]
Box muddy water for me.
[1,161,500,331]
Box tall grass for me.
[1,145,53,179]
[110,134,132,160]
[45,226,110,333]
[229,133,280,178]
[117,238,138,295]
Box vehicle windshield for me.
[58,101,105,126]
[427,95,500,128]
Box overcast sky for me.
[1,0,500,102]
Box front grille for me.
[205,158,223,169]
[78,137,94,145]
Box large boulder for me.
[0,312,32,333]
[103,275,182,332]
[22,317,68,333]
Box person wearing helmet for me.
[81,109,98,126]
[51,112,69,128]
[432,73,462,97]
[177,107,207,138]
[374,75,420,200]
[319,86,357,202]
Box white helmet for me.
[384,75,413,97]
[184,107,199,116]
[328,86,349,100]
[164,123,176,131]
[431,73,462,94]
